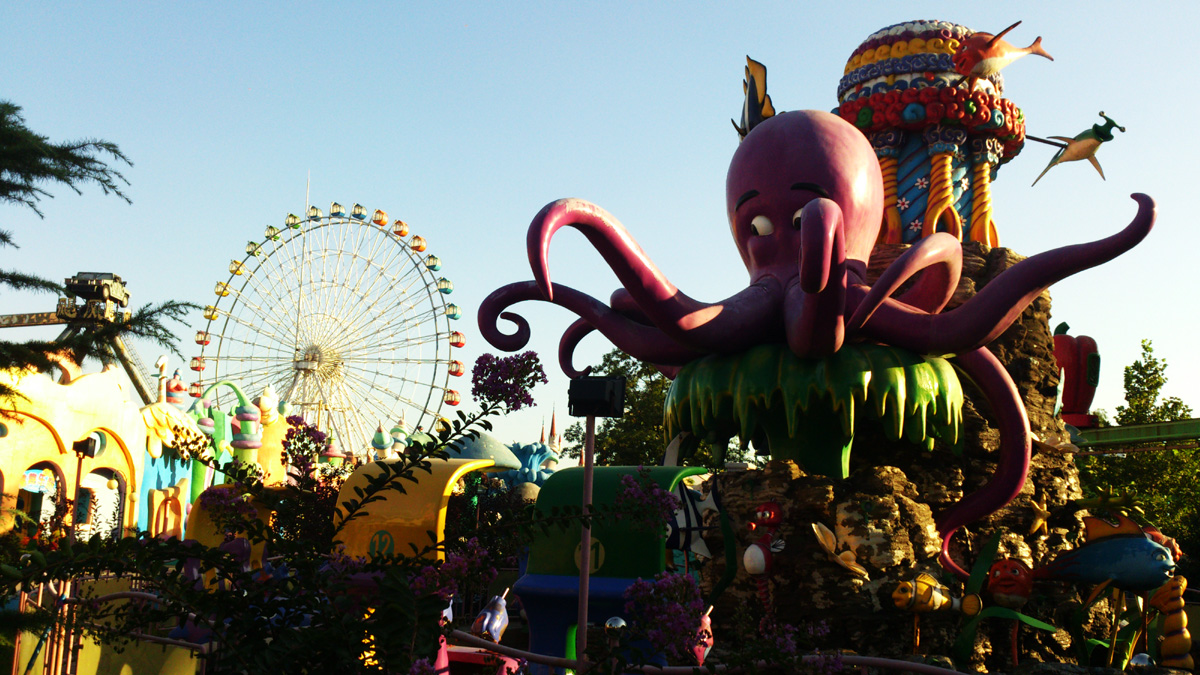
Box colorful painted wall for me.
[0,366,148,540]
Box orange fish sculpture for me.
[953,21,1053,90]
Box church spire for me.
[549,408,561,453]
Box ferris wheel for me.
[189,202,466,458]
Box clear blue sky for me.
[4,3,1197,447]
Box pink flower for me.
[613,467,680,533]
[622,571,705,662]
[471,352,548,411]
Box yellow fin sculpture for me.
[811,521,869,580]
[141,401,208,460]
[733,56,776,140]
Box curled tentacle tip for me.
[498,310,529,332]
[482,311,532,351]
[1129,193,1156,234]
[563,365,592,379]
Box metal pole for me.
[111,335,156,405]
[70,453,84,546]
[576,415,596,663]
[1024,134,1070,150]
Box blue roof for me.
[445,431,521,470]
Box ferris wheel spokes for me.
[198,203,458,452]
[219,286,307,348]
[339,367,442,424]
[313,260,433,351]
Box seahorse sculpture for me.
[1149,575,1193,670]
[743,501,784,628]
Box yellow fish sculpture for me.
[893,573,982,616]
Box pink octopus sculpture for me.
[479,109,1154,578]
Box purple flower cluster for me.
[613,467,681,534]
[470,351,547,411]
[622,571,705,663]
[410,537,497,601]
[805,619,831,641]
[809,651,845,675]
[773,624,798,656]
[407,657,437,675]
[282,415,328,465]
[758,621,842,674]
[196,484,256,536]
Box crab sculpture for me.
[480,94,1153,578]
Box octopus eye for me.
[750,215,774,236]
[1010,568,1020,575]
[792,209,804,230]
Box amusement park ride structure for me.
[0,272,157,405]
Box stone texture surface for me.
[695,242,1116,671]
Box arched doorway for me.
[18,461,63,535]
[77,468,126,541]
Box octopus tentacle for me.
[938,347,1031,580]
[529,198,786,352]
[857,194,1154,354]
[786,198,846,357]
[559,320,596,378]
[609,289,653,324]
[846,232,962,333]
[479,280,705,367]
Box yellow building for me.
[0,366,149,539]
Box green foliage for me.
[0,100,131,217]
[1079,339,1200,571]
[444,472,531,567]
[0,100,195,405]
[667,343,961,474]
[0,365,672,673]
[562,349,743,468]
[0,371,564,672]
[1065,583,1142,668]
[1113,340,1193,426]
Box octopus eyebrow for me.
[790,182,830,198]
[735,190,760,211]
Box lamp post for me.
[69,433,102,545]
[567,375,625,665]
[575,414,595,664]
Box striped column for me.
[871,130,905,245]
[968,137,1002,247]
[921,125,966,240]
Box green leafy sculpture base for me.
[664,343,963,477]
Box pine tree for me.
[0,101,193,399]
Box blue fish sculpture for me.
[470,589,510,642]
[1034,514,1175,592]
